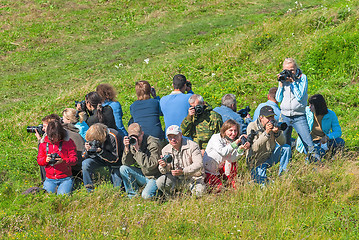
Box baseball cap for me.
[166,125,182,136]
[260,106,275,117]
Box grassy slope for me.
[1,0,359,238]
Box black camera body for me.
[27,124,45,136]
[240,129,258,145]
[48,153,60,165]
[238,106,251,118]
[185,81,192,89]
[278,69,294,82]
[75,100,87,112]
[270,120,288,131]
[87,140,101,154]
[128,136,137,146]
[162,154,173,164]
[194,105,205,115]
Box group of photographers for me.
[31,57,344,197]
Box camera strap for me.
[46,141,63,154]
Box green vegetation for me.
[1,0,358,238]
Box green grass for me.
[1,0,359,238]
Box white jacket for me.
[203,133,243,176]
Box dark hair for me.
[42,114,61,123]
[96,83,117,102]
[308,94,328,116]
[268,87,278,100]
[135,81,151,100]
[46,121,67,144]
[86,92,105,123]
[220,119,241,138]
[173,74,187,89]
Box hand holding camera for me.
[124,135,139,151]
[46,153,63,166]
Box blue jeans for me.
[120,165,158,199]
[82,157,122,191]
[280,114,314,154]
[43,177,73,195]
[314,138,345,158]
[251,144,291,184]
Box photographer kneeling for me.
[156,125,205,197]
[120,123,162,199]
[82,123,123,192]
[37,121,77,195]
[246,106,291,184]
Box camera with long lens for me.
[26,124,45,136]
[75,100,87,112]
[128,136,137,146]
[238,106,251,118]
[278,69,293,83]
[240,129,258,145]
[87,140,101,154]
[194,105,204,115]
[270,120,288,131]
[48,153,60,166]
[162,154,173,164]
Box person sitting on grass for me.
[120,123,162,199]
[96,83,128,136]
[81,123,123,192]
[296,94,345,157]
[156,125,205,197]
[62,107,89,140]
[37,120,77,195]
[203,119,249,192]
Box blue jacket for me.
[213,105,247,134]
[102,100,128,136]
[276,70,308,116]
[296,107,342,153]
[253,100,281,121]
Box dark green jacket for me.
[181,103,223,149]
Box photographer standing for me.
[120,123,162,199]
[81,123,123,192]
[156,125,205,197]
[275,58,315,156]
[180,94,223,150]
[246,106,291,184]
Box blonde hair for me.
[62,108,86,123]
[283,58,298,69]
[62,108,78,124]
[86,123,108,143]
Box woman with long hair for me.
[37,121,77,195]
[96,83,128,136]
[203,119,249,192]
[296,94,344,157]
[80,91,117,130]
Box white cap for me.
[166,125,182,136]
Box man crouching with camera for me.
[82,123,123,192]
[120,123,162,199]
[246,106,291,184]
[156,125,205,197]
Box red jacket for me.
[37,135,78,179]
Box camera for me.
[240,129,257,145]
[238,106,251,118]
[75,100,87,112]
[270,120,288,131]
[87,140,101,154]
[26,124,45,136]
[162,154,173,164]
[185,81,192,89]
[128,136,137,146]
[194,105,205,115]
[278,69,293,82]
[48,153,60,165]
